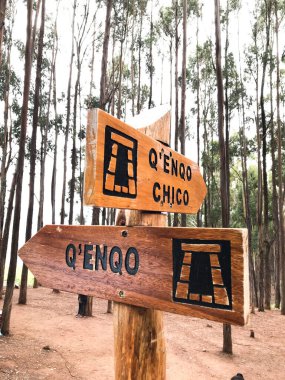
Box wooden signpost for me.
[84,109,207,214]
[18,108,249,379]
[18,224,249,326]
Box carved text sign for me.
[84,109,207,213]
[18,225,249,325]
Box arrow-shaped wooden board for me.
[19,225,249,325]
[84,109,207,213]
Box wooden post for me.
[113,110,170,380]
[113,211,166,380]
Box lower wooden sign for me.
[18,225,249,326]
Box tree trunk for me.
[0,3,14,255]
[148,5,153,109]
[60,0,76,224]
[224,0,230,229]
[0,171,17,299]
[51,1,60,225]
[0,0,7,66]
[1,0,33,335]
[259,1,272,312]
[214,0,232,354]
[19,0,46,305]
[196,15,202,228]
[237,13,258,307]
[173,0,179,228]
[100,0,112,110]
[180,0,187,228]
[275,1,285,314]
[137,8,143,114]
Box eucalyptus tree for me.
[19,0,46,303]
[0,0,7,66]
[69,0,93,226]
[214,0,232,355]
[1,0,34,335]
[51,0,61,226]
[60,0,76,225]
[0,0,19,299]
[275,0,285,315]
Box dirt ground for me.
[0,288,284,380]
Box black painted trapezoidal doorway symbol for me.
[103,125,138,199]
[172,239,232,310]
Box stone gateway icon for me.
[173,239,232,310]
[103,125,138,198]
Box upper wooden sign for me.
[18,225,249,326]
[84,109,207,213]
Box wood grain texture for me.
[114,211,166,380]
[18,225,249,326]
[83,109,207,213]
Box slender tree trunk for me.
[238,8,258,309]
[0,0,7,66]
[224,0,230,226]
[196,15,202,227]
[19,0,46,304]
[92,0,112,225]
[60,0,76,224]
[275,1,285,314]
[259,1,272,311]
[214,0,232,354]
[173,0,179,228]
[1,0,33,335]
[51,1,60,225]
[0,171,17,299]
[89,12,96,97]
[90,0,113,314]
[136,8,143,114]
[0,8,13,239]
[117,40,124,119]
[148,4,153,109]
[180,0,187,227]
[130,13,135,116]
[100,0,112,110]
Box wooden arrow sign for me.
[18,225,249,326]
[84,109,207,213]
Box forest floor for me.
[0,287,284,380]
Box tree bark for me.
[214,0,232,354]
[51,1,60,225]
[136,7,143,114]
[180,0,187,227]
[0,171,17,299]
[0,0,7,66]
[173,0,179,228]
[60,0,76,224]
[1,0,33,335]
[260,1,272,310]
[148,4,154,109]
[275,0,285,314]
[19,0,46,305]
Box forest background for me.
[0,0,284,356]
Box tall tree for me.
[275,0,285,315]
[214,0,232,354]
[51,0,60,225]
[180,0,187,227]
[19,0,46,304]
[69,0,91,225]
[60,0,76,224]
[1,0,33,335]
[0,0,7,66]
[259,0,272,311]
